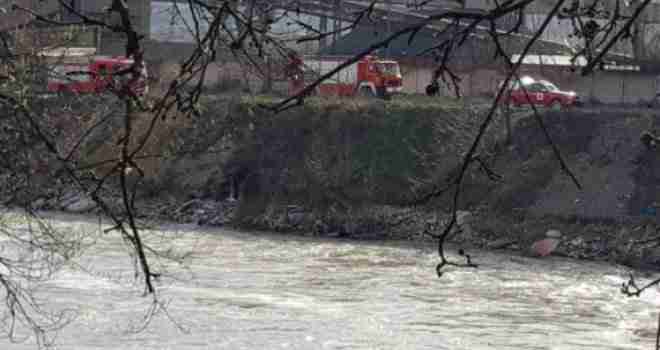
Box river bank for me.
[21,186,660,273]
[9,94,660,271]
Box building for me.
[318,15,660,104]
[0,0,151,55]
[0,0,60,32]
[320,20,572,96]
[129,0,660,101]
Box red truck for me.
[502,76,578,110]
[287,55,403,98]
[47,56,148,96]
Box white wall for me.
[575,71,657,104]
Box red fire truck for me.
[287,55,403,98]
[47,56,148,96]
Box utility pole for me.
[332,0,340,53]
[386,0,392,58]
[319,14,328,51]
[143,0,152,40]
[260,4,273,93]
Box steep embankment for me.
[220,100,660,267]
[220,101,660,221]
[114,97,660,224]
[489,110,658,220]
[468,109,660,267]
[75,95,660,267]
[226,97,498,220]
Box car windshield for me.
[540,81,559,91]
[376,62,401,76]
[504,76,534,90]
[517,76,535,87]
[66,71,91,82]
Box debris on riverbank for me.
[23,184,660,271]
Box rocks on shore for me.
[456,210,473,235]
[488,238,517,249]
[62,194,97,213]
[172,198,238,226]
[27,191,98,213]
[530,229,561,257]
[64,198,96,213]
[16,188,660,271]
[25,189,237,225]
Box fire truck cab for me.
[354,57,402,97]
[288,55,403,98]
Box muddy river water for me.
[0,213,659,349]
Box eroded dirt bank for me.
[20,95,660,269]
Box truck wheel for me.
[357,85,375,98]
[376,86,390,100]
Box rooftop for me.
[320,22,572,66]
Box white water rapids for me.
[0,212,658,349]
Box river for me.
[0,212,658,349]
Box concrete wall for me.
[509,67,657,105]
[461,68,503,97]
[400,64,506,97]
[574,71,657,104]
[146,48,274,94]
[400,63,433,94]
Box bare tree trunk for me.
[320,15,328,50]
[333,0,340,52]
[261,55,273,93]
[505,108,512,145]
[631,0,648,59]
[632,22,647,59]
[217,0,240,30]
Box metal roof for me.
[510,54,588,67]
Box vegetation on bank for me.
[224,96,499,216]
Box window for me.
[65,71,91,82]
[375,63,401,76]
[540,81,559,92]
[526,83,547,93]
